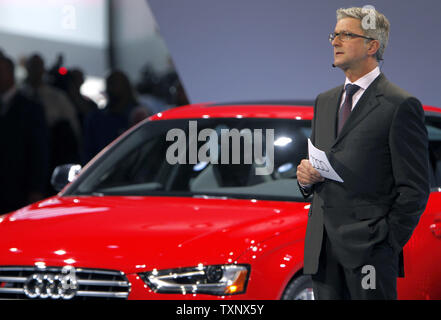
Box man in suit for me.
[296,7,430,299]
[0,55,49,214]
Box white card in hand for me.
[308,139,343,183]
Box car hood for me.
[0,196,307,273]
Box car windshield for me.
[66,118,311,202]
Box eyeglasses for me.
[329,31,375,43]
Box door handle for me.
[429,222,441,238]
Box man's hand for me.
[297,159,325,185]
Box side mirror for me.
[51,164,82,192]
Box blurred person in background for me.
[136,63,169,114]
[65,68,98,129]
[83,70,152,163]
[22,53,82,195]
[174,79,190,107]
[136,62,190,114]
[42,56,98,130]
[0,55,49,214]
[22,53,81,140]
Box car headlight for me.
[139,264,250,295]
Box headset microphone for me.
[332,64,336,68]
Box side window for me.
[425,116,441,188]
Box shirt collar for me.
[344,66,380,90]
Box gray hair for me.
[336,7,390,61]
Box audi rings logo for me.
[23,266,78,299]
[310,155,330,172]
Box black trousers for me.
[311,229,399,300]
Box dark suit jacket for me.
[301,74,430,277]
[0,91,49,214]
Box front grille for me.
[0,266,131,300]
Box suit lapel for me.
[314,85,343,150]
[332,73,385,147]
[329,86,344,141]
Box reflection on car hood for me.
[0,196,307,273]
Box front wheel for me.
[281,275,315,300]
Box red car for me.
[0,102,440,300]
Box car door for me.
[397,113,441,299]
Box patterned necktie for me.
[338,83,360,134]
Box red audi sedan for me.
[0,102,440,300]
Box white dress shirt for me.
[340,66,381,111]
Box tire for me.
[281,275,315,300]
